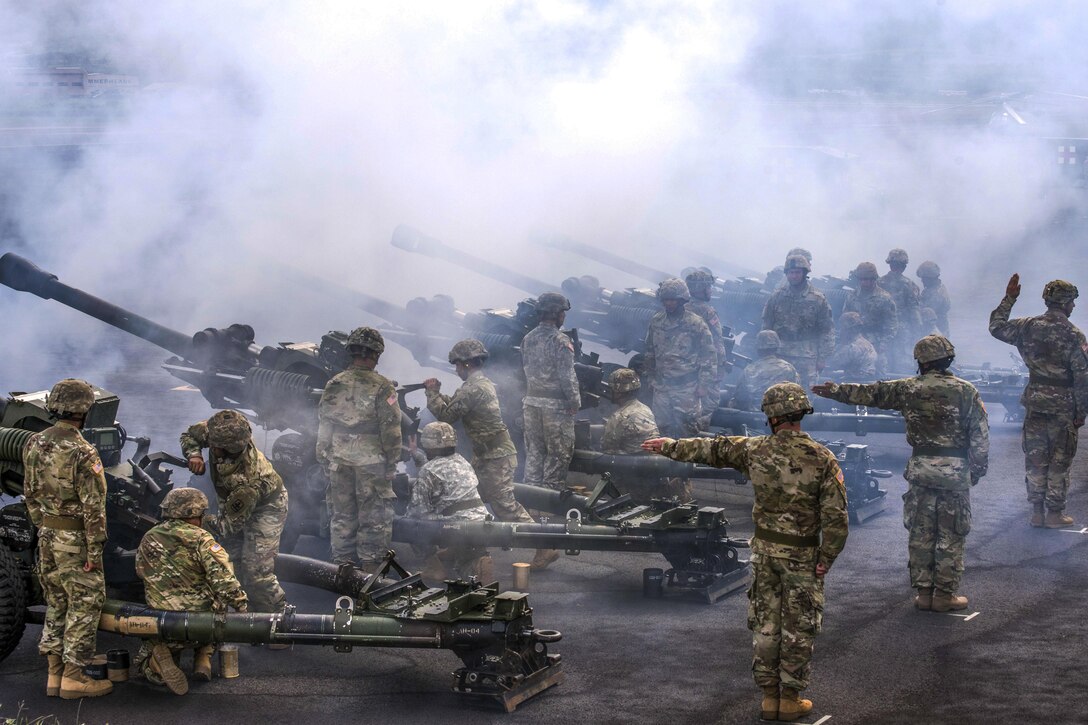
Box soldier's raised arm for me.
[988,273,1025,343]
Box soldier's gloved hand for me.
[1006,273,1021,300]
[641,437,676,454]
[188,456,206,475]
[811,382,836,398]
[224,485,259,524]
[423,377,441,392]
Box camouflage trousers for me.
[36,529,105,666]
[327,462,396,565]
[1022,411,1080,511]
[783,356,818,389]
[522,404,574,490]
[902,485,970,593]
[652,384,708,438]
[221,488,287,612]
[747,553,823,692]
[135,638,206,682]
[474,454,533,523]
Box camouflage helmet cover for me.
[855,261,879,280]
[839,311,864,329]
[755,329,782,352]
[656,277,690,301]
[786,247,813,263]
[916,261,941,279]
[536,291,571,315]
[886,248,909,264]
[46,378,95,415]
[783,254,811,273]
[420,421,457,449]
[913,334,955,363]
[347,326,385,355]
[207,409,252,453]
[160,487,210,519]
[448,338,489,364]
[1042,279,1079,305]
[761,382,814,419]
[609,367,641,393]
[685,268,715,287]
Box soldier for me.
[917,261,951,336]
[989,275,1088,527]
[732,330,801,411]
[182,409,287,611]
[316,326,403,569]
[813,335,989,611]
[919,307,942,336]
[642,382,848,722]
[685,268,730,379]
[643,278,718,437]
[826,312,877,380]
[842,261,898,376]
[880,249,923,370]
[135,488,248,695]
[407,422,494,582]
[760,254,835,387]
[22,379,112,699]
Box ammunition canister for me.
[512,562,530,590]
[643,567,665,598]
[106,649,130,682]
[219,644,240,678]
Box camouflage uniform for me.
[989,287,1088,513]
[644,303,718,437]
[426,370,532,523]
[601,397,685,499]
[409,450,491,580]
[317,366,403,565]
[521,322,581,489]
[760,282,835,387]
[180,420,287,610]
[826,318,878,381]
[686,269,730,379]
[879,269,922,370]
[23,420,107,667]
[659,430,848,692]
[842,284,898,376]
[919,281,951,337]
[734,357,802,411]
[816,370,988,595]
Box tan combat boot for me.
[1030,502,1045,528]
[914,587,934,611]
[148,643,189,695]
[777,688,813,722]
[46,654,64,696]
[59,662,113,699]
[760,685,779,720]
[193,645,214,681]
[1044,510,1074,529]
[931,591,968,612]
[530,549,560,570]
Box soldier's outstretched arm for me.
[646,435,750,473]
[988,273,1024,343]
[811,380,900,410]
[817,457,849,572]
[424,385,460,423]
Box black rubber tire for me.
[0,543,27,662]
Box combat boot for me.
[1044,510,1074,529]
[530,549,560,570]
[148,643,189,695]
[46,654,63,696]
[59,662,113,699]
[914,587,933,611]
[931,591,968,612]
[1030,502,1045,527]
[777,688,812,722]
[193,645,214,681]
[760,685,779,720]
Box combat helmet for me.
[786,248,813,263]
[1042,280,1079,306]
[685,268,715,296]
[448,338,489,365]
[855,262,879,280]
[886,248,909,265]
[609,367,641,394]
[45,378,95,416]
[536,291,571,316]
[347,326,385,356]
[761,382,814,419]
[207,409,252,454]
[916,261,940,279]
[755,330,781,353]
[913,334,955,364]
[783,254,811,273]
[656,278,690,302]
[420,421,457,449]
[839,311,864,330]
[160,488,209,520]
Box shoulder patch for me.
[387,393,398,406]
[92,460,104,474]
[210,543,223,553]
[1081,342,1088,358]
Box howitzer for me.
[710,405,906,436]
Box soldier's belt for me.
[753,526,819,548]
[440,499,485,516]
[658,370,699,386]
[1029,372,1073,388]
[526,388,566,400]
[41,514,84,531]
[912,445,968,459]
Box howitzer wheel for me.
[0,543,27,661]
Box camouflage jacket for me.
[843,287,898,347]
[643,308,718,400]
[820,370,989,489]
[687,299,730,374]
[661,431,849,568]
[426,370,516,460]
[408,453,488,521]
[826,333,878,380]
[137,519,248,613]
[989,294,1088,419]
[760,282,835,362]
[733,356,801,411]
[180,423,285,504]
[522,322,580,410]
[22,421,108,566]
[317,366,403,469]
[920,283,951,336]
[879,271,922,334]
[602,399,660,454]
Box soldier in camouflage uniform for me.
[842,261,898,376]
[826,312,877,380]
[407,422,493,582]
[989,275,1088,528]
[22,379,112,699]
[135,488,248,695]
[760,254,835,388]
[880,249,923,370]
[814,335,989,612]
[182,409,287,611]
[732,330,801,411]
[643,278,718,437]
[917,261,951,336]
[643,382,848,722]
[317,326,404,568]
[685,268,731,379]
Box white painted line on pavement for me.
[964,612,980,622]
[812,716,833,724]
[1059,527,1088,534]
[942,611,980,620]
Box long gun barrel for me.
[536,235,672,285]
